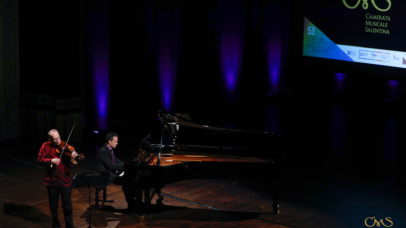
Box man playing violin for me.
[37,129,78,228]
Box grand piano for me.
[123,112,285,214]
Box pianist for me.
[96,132,136,209]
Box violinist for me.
[37,129,78,228]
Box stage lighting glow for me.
[88,6,109,131]
[159,47,175,111]
[155,9,181,112]
[221,35,242,93]
[268,40,281,94]
[388,79,399,88]
[335,73,346,83]
[387,79,400,100]
[217,0,245,97]
[94,59,109,130]
[334,73,347,92]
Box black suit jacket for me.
[96,144,125,175]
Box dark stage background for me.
[15,0,406,165]
[18,0,293,145]
[1,0,405,226]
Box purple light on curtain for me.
[93,58,109,129]
[335,73,345,84]
[387,79,400,100]
[334,72,346,92]
[268,40,281,94]
[217,0,245,97]
[87,5,109,130]
[221,35,242,92]
[388,79,399,88]
[159,47,176,111]
[156,9,181,111]
[263,1,287,95]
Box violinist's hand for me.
[70,151,78,163]
[71,151,78,159]
[51,158,60,166]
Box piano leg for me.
[141,188,165,206]
[144,188,151,206]
[273,199,280,215]
[135,188,143,205]
[155,188,164,205]
[272,180,280,215]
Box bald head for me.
[48,129,61,146]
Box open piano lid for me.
[137,111,286,165]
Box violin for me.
[55,141,85,165]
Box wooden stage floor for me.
[1,139,405,228]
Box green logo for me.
[343,0,391,12]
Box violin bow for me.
[58,123,76,161]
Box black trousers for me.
[111,174,137,206]
[46,186,74,228]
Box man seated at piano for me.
[96,132,137,209]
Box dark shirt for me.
[37,141,74,187]
[96,144,124,175]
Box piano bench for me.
[95,186,114,209]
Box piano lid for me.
[149,112,285,160]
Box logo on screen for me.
[359,50,390,62]
[364,217,393,227]
[343,0,392,12]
